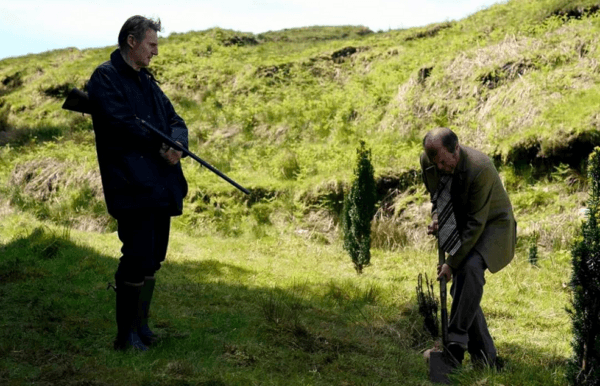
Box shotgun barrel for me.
[62,88,250,195]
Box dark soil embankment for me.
[504,130,600,175]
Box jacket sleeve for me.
[88,66,157,148]
[158,90,189,157]
[446,165,494,269]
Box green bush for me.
[568,147,600,385]
[342,141,376,274]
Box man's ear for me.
[126,34,136,50]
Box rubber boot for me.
[114,280,148,351]
[137,276,158,346]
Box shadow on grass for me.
[444,340,569,386]
[0,227,255,385]
[0,227,432,385]
[0,227,569,385]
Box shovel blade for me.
[429,351,453,384]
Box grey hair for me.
[118,16,162,53]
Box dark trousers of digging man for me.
[448,250,497,365]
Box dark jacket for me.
[87,49,188,218]
[420,146,516,273]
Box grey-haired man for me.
[87,15,188,350]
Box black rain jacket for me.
[87,49,188,218]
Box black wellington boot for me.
[114,280,148,351]
[137,276,159,346]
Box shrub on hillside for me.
[273,149,300,180]
[568,147,600,385]
[0,103,10,131]
[342,141,376,274]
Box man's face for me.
[130,29,158,68]
[429,140,460,174]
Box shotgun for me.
[62,88,250,195]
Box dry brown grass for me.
[9,158,102,201]
[371,189,433,252]
[6,158,112,232]
[384,25,600,159]
[0,199,13,218]
[382,35,545,149]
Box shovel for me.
[429,235,454,384]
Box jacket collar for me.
[455,146,468,175]
[110,49,155,81]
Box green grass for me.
[0,213,573,385]
[2,0,599,384]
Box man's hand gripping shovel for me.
[428,220,455,384]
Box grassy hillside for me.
[1,0,600,384]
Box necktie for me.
[435,175,461,256]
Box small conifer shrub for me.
[342,141,377,274]
[528,231,539,266]
[568,147,600,385]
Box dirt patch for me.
[405,22,453,42]
[257,26,373,43]
[256,63,292,79]
[244,186,280,206]
[300,171,420,219]
[376,170,421,215]
[330,46,370,63]
[552,5,600,20]
[506,130,600,174]
[332,46,358,62]
[43,83,73,99]
[300,180,346,216]
[2,71,23,89]
[479,60,537,89]
[418,67,433,83]
[222,35,259,47]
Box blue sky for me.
[1,0,502,60]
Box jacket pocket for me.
[122,154,159,189]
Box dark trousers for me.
[448,250,497,363]
[115,210,171,284]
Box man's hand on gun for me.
[159,142,183,166]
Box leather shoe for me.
[446,342,465,367]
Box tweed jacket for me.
[420,146,516,273]
[87,49,188,218]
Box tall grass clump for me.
[342,141,376,274]
[568,147,600,385]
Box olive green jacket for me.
[420,146,516,273]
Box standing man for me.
[420,127,516,368]
[87,16,189,351]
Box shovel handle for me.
[438,238,448,348]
